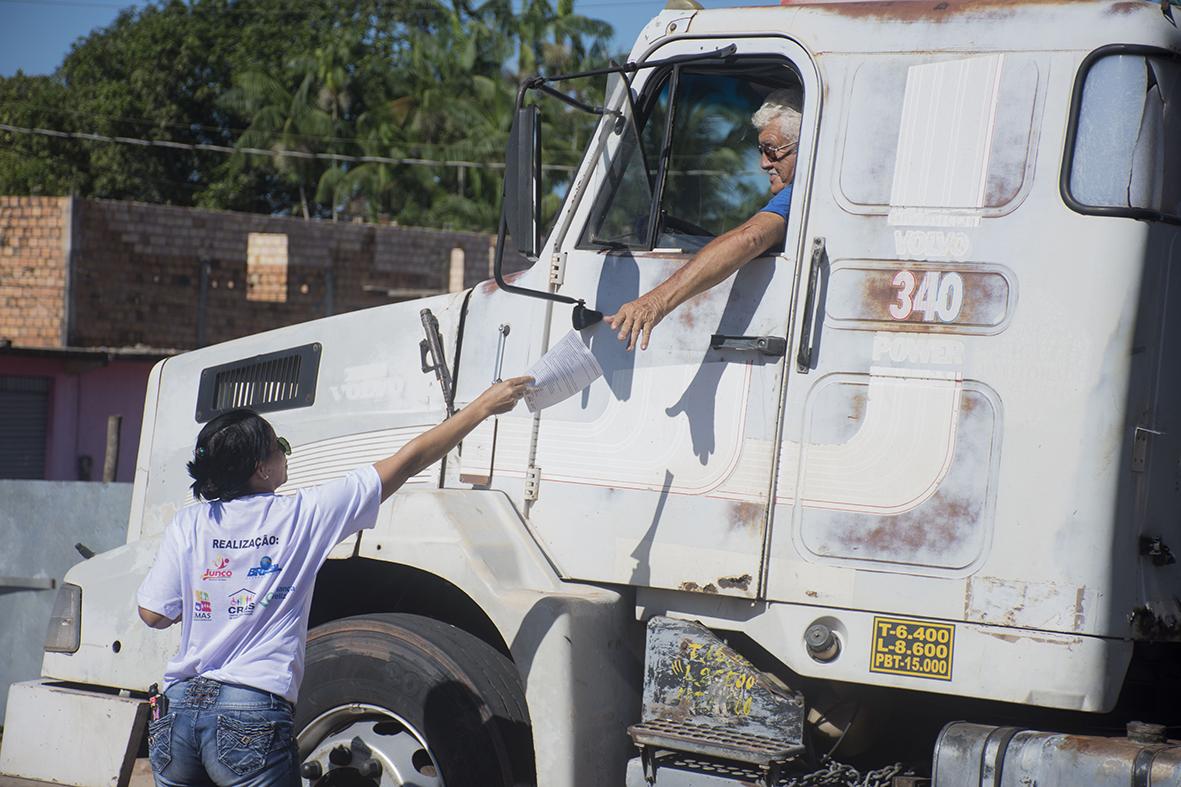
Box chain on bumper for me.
[782,760,907,787]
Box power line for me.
[0,97,492,151]
[0,0,478,9]
[0,0,137,7]
[0,121,577,172]
[1,97,591,159]
[0,0,652,8]
[0,140,209,194]
[0,0,649,18]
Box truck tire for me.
[296,613,535,787]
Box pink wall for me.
[0,354,157,482]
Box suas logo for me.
[193,590,213,620]
[201,555,232,581]
[247,556,282,577]
[227,588,257,619]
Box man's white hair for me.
[751,89,802,141]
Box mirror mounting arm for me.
[530,78,622,121]
[493,213,603,330]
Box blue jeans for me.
[147,677,300,787]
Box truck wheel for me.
[296,613,535,787]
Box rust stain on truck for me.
[717,574,753,591]
[844,266,1011,331]
[856,498,970,556]
[726,501,764,535]
[475,269,527,294]
[680,574,752,594]
[679,581,720,594]
[785,0,1084,23]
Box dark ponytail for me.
[187,409,275,501]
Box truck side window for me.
[580,62,802,252]
[1065,49,1181,222]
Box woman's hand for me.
[473,375,534,416]
[375,376,534,500]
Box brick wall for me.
[70,200,514,350]
[0,197,69,348]
[69,200,503,347]
[1,197,526,352]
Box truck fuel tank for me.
[933,721,1181,786]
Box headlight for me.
[44,583,82,653]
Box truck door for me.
[764,52,1038,604]
[523,38,821,597]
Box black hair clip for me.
[195,446,207,458]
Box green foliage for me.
[0,74,85,195]
[0,0,616,232]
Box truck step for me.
[629,719,804,767]
[625,755,927,787]
[626,753,779,786]
[631,618,807,786]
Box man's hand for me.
[607,292,669,352]
[605,212,786,352]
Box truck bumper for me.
[0,680,147,787]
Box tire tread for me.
[301,612,535,787]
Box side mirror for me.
[504,105,541,258]
[493,99,599,329]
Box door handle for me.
[710,335,787,357]
[796,237,826,373]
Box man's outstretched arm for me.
[606,211,786,351]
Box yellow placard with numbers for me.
[869,616,955,681]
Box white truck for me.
[4,0,1181,785]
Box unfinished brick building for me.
[0,196,507,480]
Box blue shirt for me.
[758,184,793,220]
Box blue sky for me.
[0,0,750,78]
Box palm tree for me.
[221,66,337,219]
[335,1,516,228]
[217,0,615,230]
[515,0,612,78]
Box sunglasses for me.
[756,141,799,160]
[276,436,292,456]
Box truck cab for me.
[5,1,1181,786]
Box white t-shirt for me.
[136,465,381,703]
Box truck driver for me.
[607,89,801,351]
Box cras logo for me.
[258,585,294,608]
[227,588,257,619]
[247,556,282,577]
[193,590,213,620]
[201,555,232,581]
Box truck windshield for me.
[580,63,800,252]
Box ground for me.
[0,758,153,787]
